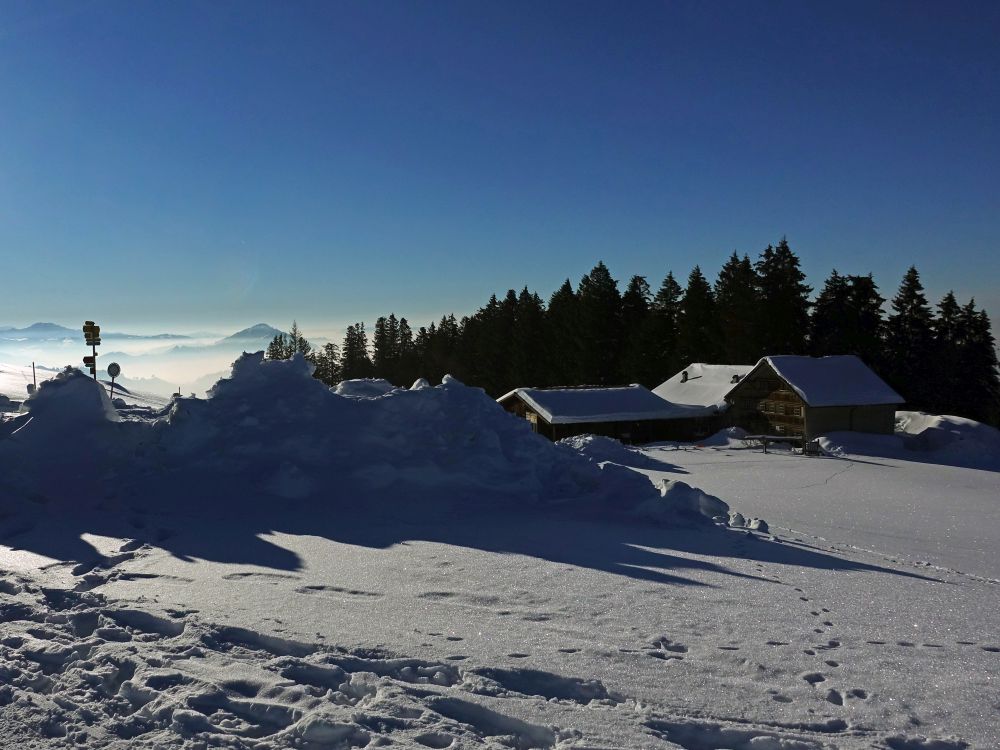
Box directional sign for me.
[83,356,96,367]
[107,362,121,378]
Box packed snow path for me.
[1,356,997,748]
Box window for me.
[776,403,785,415]
[792,405,802,417]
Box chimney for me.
[731,374,741,384]
[680,370,688,383]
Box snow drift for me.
[819,411,1000,471]
[3,353,724,523]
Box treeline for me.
[267,239,1000,425]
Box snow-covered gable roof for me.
[752,355,903,407]
[653,363,753,415]
[498,385,685,425]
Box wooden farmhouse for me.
[652,363,753,440]
[497,385,687,443]
[724,355,903,441]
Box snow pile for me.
[3,352,727,523]
[896,411,1000,462]
[333,377,399,398]
[23,368,120,426]
[557,434,673,469]
[634,479,729,523]
[819,411,1000,470]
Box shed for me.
[724,355,903,441]
[497,385,690,443]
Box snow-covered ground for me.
[1,356,997,749]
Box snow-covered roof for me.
[750,355,903,407]
[653,363,753,415]
[498,385,688,425]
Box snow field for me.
[1,354,998,748]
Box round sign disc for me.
[107,362,121,378]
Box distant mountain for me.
[0,323,189,342]
[0,323,77,340]
[221,324,284,342]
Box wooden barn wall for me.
[725,362,806,437]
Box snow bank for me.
[557,434,673,469]
[24,367,120,425]
[2,352,728,523]
[819,412,1000,470]
[634,479,730,523]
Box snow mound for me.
[3,352,729,523]
[24,367,120,425]
[558,434,672,469]
[634,479,729,523]
[819,412,1000,470]
[334,377,399,398]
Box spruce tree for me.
[810,270,851,356]
[677,266,721,365]
[288,321,312,357]
[956,300,1000,424]
[620,275,656,384]
[647,271,684,380]
[576,261,623,384]
[884,266,936,409]
[313,342,342,385]
[509,288,546,391]
[715,253,760,363]
[545,279,581,386]
[755,239,811,355]
[265,333,292,360]
[340,323,373,380]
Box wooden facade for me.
[725,360,898,441]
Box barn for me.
[497,385,687,443]
[724,355,903,441]
[652,363,753,439]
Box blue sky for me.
[1,0,997,335]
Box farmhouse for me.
[725,355,903,441]
[497,385,688,443]
[652,363,753,438]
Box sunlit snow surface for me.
[0,356,997,749]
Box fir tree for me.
[649,271,683,378]
[576,261,623,384]
[509,287,546,391]
[955,300,1000,424]
[714,253,760,363]
[755,239,811,355]
[810,270,851,355]
[677,266,720,365]
[313,342,342,385]
[545,280,581,386]
[884,266,936,409]
[288,321,312,357]
[340,323,373,380]
[620,275,657,384]
[265,333,292,360]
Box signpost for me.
[82,321,101,380]
[107,362,121,401]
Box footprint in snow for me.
[802,672,826,685]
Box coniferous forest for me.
[266,239,1000,426]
